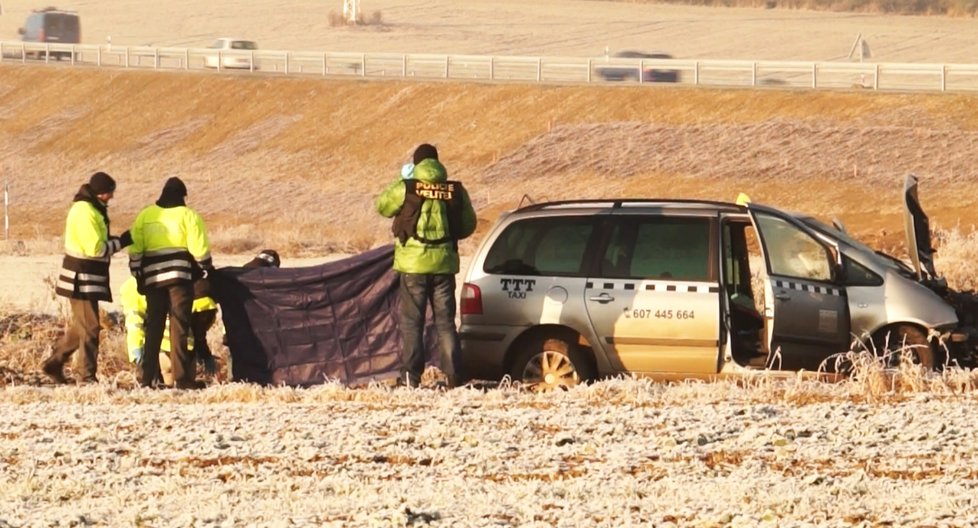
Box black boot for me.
[41,357,68,385]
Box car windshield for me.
[209,40,257,50]
[799,215,916,276]
[614,51,671,59]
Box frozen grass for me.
[932,224,978,291]
[3,374,978,525]
[4,237,978,524]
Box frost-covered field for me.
[4,376,978,527]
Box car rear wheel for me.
[510,335,595,391]
[873,325,936,370]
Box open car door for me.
[747,204,851,372]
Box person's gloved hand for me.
[130,347,144,366]
[118,230,133,248]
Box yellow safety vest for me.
[129,204,212,289]
[57,199,126,301]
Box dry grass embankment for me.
[3,65,978,257]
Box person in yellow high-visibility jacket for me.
[120,276,218,385]
[42,172,131,385]
[128,177,213,389]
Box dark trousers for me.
[398,273,460,386]
[50,298,100,381]
[191,308,218,359]
[143,282,195,387]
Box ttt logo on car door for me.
[500,278,536,299]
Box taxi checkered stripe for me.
[586,282,720,294]
[774,279,842,296]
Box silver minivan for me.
[458,175,977,389]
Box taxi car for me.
[457,175,978,389]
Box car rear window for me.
[45,14,79,36]
[483,217,595,277]
[232,41,257,50]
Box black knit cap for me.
[412,143,439,165]
[244,249,281,268]
[88,172,116,194]
[160,177,187,200]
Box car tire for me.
[509,334,595,390]
[872,324,936,370]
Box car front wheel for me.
[510,335,595,391]
[873,325,936,370]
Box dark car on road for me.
[596,51,680,83]
[18,7,80,60]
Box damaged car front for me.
[797,174,978,369]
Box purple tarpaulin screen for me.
[212,245,437,387]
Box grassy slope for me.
[2,64,978,255]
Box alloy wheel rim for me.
[522,350,579,390]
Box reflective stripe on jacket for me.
[129,204,212,289]
[56,199,125,301]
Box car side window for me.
[754,213,832,281]
[843,255,883,286]
[26,15,42,34]
[483,217,595,277]
[601,216,712,281]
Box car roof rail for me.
[515,198,743,213]
[34,7,78,14]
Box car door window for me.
[483,217,595,277]
[754,213,832,281]
[842,255,883,286]
[601,216,712,281]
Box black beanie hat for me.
[160,177,187,199]
[88,172,116,195]
[244,249,281,268]
[412,143,439,165]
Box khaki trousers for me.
[51,298,101,381]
